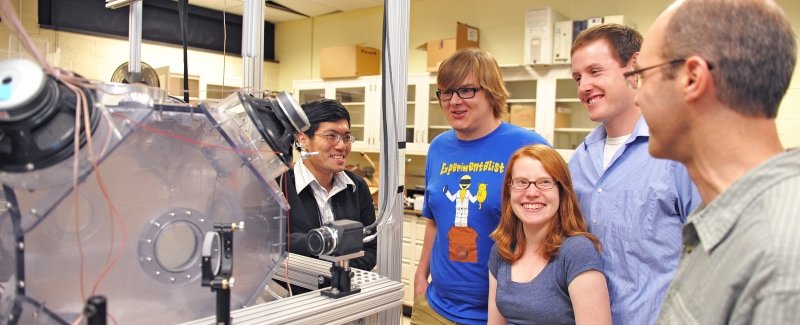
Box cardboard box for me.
[510,104,536,128]
[418,22,480,72]
[500,105,510,122]
[555,106,572,128]
[320,45,381,79]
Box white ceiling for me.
[188,0,384,24]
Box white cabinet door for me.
[401,214,415,306]
[293,77,381,152]
[400,213,431,307]
[406,74,434,155]
[504,77,539,132]
[501,65,597,160]
[337,81,377,151]
[425,79,452,149]
[553,77,597,152]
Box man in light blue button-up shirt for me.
[568,24,700,325]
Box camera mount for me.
[307,220,365,298]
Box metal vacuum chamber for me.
[0,58,308,324]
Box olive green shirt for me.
[658,149,800,324]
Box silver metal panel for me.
[184,254,404,325]
[128,1,142,76]
[377,0,410,323]
[242,0,264,92]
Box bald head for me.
[653,0,796,118]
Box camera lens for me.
[308,226,336,256]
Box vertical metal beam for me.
[377,0,409,324]
[127,0,142,82]
[242,0,264,94]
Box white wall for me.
[274,0,800,148]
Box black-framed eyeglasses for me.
[509,177,557,191]
[314,133,356,144]
[435,87,481,101]
[623,59,686,90]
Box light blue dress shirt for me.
[569,116,700,325]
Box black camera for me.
[307,220,364,257]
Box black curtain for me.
[38,0,276,61]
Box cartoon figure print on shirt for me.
[476,183,487,209]
[445,175,478,227]
[444,175,487,263]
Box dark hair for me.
[663,0,796,118]
[436,48,508,118]
[572,23,642,67]
[300,98,351,137]
[490,145,601,263]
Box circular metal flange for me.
[138,207,210,285]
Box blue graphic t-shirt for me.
[422,122,549,324]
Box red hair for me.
[490,144,601,263]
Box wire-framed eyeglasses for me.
[623,59,686,90]
[509,177,557,191]
[314,133,356,144]
[435,87,481,101]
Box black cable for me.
[21,296,70,325]
[178,0,189,103]
[365,0,397,235]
